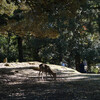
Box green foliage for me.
[0,0,87,38]
[0,0,17,16]
[91,66,99,74]
[39,43,59,64]
[94,68,99,74]
[0,34,18,62]
[0,0,100,72]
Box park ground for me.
[0,61,100,100]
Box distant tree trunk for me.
[17,36,23,62]
[7,32,11,61]
[98,14,100,35]
[67,57,71,67]
[59,49,63,62]
[56,43,63,62]
[75,52,80,72]
[87,61,91,72]
[33,49,41,61]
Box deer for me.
[38,64,56,81]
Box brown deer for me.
[39,64,56,81]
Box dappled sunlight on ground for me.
[0,62,100,100]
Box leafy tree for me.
[0,0,87,62]
[0,0,87,37]
[0,34,18,62]
[1,0,100,69]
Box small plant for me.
[93,67,99,74]
[94,68,99,74]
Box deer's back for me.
[39,64,49,72]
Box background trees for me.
[0,0,100,72]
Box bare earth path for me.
[0,62,100,100]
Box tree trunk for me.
[98,14,100,37]
[17,36,23,62]
[67,58,71,67]
[33,49,41,61]
[87,61,91,72]
[7,32,11,61]
[75,52,80,72]
[56,43,63,63]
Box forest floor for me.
[0,61,100,100]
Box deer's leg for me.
[38,71,41,80]
[41,71,44,80]
[53,74,56,81]
[49,74,53,80]
[53,75,56,81]
[39,71,43,81]
[50,74,56,81]
[45,72,47,80]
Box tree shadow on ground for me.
[0,70,100,100]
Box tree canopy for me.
[0,0,87,38]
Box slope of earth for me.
[0,62,100,100]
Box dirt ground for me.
[0,62,100,100]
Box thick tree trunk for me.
[67,58,71,67]
[87,61,91,72]
[56,43,63,63]
[7,32,11,61]
[98,14,100,38]
[75,52,80,72]
[17,36,23,62]
[33,49,41,61]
